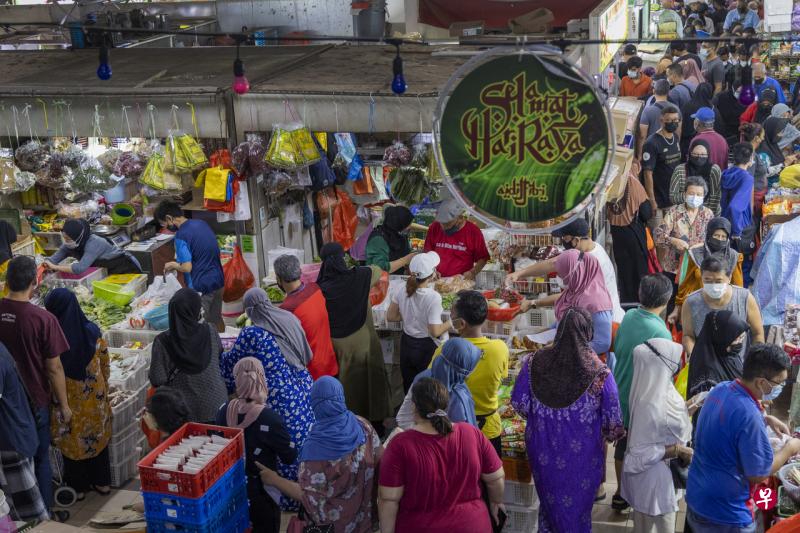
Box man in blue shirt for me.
[687,344,800,532]
[156,200,225,331]
[753,62,786,104]
[723,0,760,32]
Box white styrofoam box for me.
[267,246,304,276]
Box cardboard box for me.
[605,146,635,202]
[509,8,554,34]
[449,20,484,37]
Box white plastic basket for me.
[504,503,539,532]
[109,417,145,464]
[105,326,162,348]
[110,439,145,487]
[108,353,149,392]
[43,267,107,293]
[526,308,557,329]
[504,480,539,507]
[111,383,147,434]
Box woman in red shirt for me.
[378,378,505,533]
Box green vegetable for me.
[441,293,457,311]
[266,286,284,304]
[235,313,252,328]
[81,299,130,330]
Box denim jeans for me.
[687,508,756,533]
[33,407,52,510]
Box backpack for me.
[308,134,336,191]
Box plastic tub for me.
[111,203,135,225]
[93,280,135,307]
[144,305,169,330]
[482,290,521,322]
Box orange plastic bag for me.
[332,187,358,250]
[352,167,375,195]
[222,245,255,303]
[369,270,389,305]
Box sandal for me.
[594,490,607,502]
[90,485,111,496]
[611,494,629,511]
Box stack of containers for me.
[502,479,540,532]
[138,423,248,533]
[105,327,158,486]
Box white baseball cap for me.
[410,251,440,279]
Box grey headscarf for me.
[244,288,313,370]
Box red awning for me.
[419,0,602,30]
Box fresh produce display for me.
[266,286,284,304]
[493,287,524,305]
[441,293,457,311]
[434,275,475,294]
[235,313,252,328]
[81,299,131,330]
[389,165,437,205]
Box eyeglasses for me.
[764,377,786,388]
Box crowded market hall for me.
[6,0,800,532]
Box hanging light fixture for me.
[97,42,111,81]
[232,40,250,95]
[391,43,407,95]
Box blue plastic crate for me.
[143,460,246,526]
[144,490,250,533]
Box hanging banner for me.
[433,48,612,233]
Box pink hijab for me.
[553,249,613,321]
[682,60,703,87]
[226,357,268,429]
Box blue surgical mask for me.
[763,381,784,401]
[64,241,79,250]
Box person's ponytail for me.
[406,273,419,297]
[411,377,453,436]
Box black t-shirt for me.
[643,132,682,208]
[676,53,703,73]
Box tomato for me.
[129,316,146,329]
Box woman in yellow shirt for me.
[668,217,743,326]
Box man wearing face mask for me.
[423,198,489,280]
[723,0,760,32]
[700,42,725,95]
[687,344,800,532]
[753,62,786,104]
[156,200,225,332]
[680,255,763,357]
[620,56,653,98]
[643,105,683,226]
[691,107,729,169]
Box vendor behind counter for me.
[423,199,489,280]
[45,219,142,276]
[365,205,416,275]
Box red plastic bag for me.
[222,245,255,302]
[369,270,389,306]
[332,187,358,250]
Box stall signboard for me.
[594,0,629,74]
[434,49,611,232]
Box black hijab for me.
[686,139,714,180]
[317,242,373,338]
[689,216,739,274]
[367,205,413,272]
[44,288,102,381]
[755,88,778,124]
[759,116,788,165]
[687,310,750,398]
[0,221,16,265]
[156,288,212,375]
[681,82,715,140]
[62,218,92,256]
[714,89,747,139]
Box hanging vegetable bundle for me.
[388,144,439,205]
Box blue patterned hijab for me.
[299,376,366,462]
[430,338,482,426]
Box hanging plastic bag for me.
[674,363,689,400]
[133,272,183,309]
[347,154,364,181]
[332,187,358,250]
[209,149,233,169]
[334,133,357,165]
[369,270,390,306]
[352,166,374,195]
[195,166,231,202]
[265,122,321,169]
[308,135,336,191]
[223,245,256,302]
[0,149,18,194]
[217,182,252,223]
[165,131,207,172]
[140,153,167,190]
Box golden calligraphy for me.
[496,176,548,207]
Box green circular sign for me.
[434,49,611,232]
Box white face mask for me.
[686,195,704,208]
[703,282,729,299]
[699,48,709,59]
[628,70,640,79]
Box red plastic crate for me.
[138,423,244,498]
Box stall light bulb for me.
[232,57,250,95]
[97,46,111,81]
[392,48,407,95]
[739,85,756,106]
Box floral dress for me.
[511,359,624,533]
[220,326,314,510]
[654,203,715,274]
[298,418,381,533]
[50,340,112,460]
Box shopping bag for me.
[134,272,183,308]
[195,166,231,202]
[223,245,255,303]
[674,363,689,400]
[140,153,167,190]
[332,187,358,250]
[369,270,389,306]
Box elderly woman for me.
[217,357,296,533]
[258,377,382,533]
[379,378,505,533]
[395,337,483,429]
[45,289,112,499]
[669,140,722,215]
[220,288,314,510]
[621,338,693,533]
[317,242,391,425]
[149,288,227,424]
[657,176,715,281]
[511,308,624,532]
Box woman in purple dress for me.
[511,307,624,533]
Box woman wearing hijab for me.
[622,338,693,533]
[758,116,789,184]
[511,308,624,533]
[257,377,382,533]
[216,357,296,533]
[669,139,723,215]
[149,288,227,424]
[682,57,704,88]
[740,87,778,125]
[317,242,391,425]
[607,161,653,303]
[395,337,482,429]
[687,310,750,400]
[365,205,417,275]
[220,288,314,510]
[44,218,141,276]
[712,81,747,143]
[44,289,111,499]
[669,217,744,325]
[680,83,721,156]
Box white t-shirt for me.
[391,286,448,344]
[588,243,626,323]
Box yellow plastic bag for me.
[674,363,689,400]
[780,164,800,189]
[194,166,230,202]
[165,132,207,173]
[140,153,166,190]
[265,122,321,169]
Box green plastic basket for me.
[92,280,135,307]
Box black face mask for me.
[167,224,179,232]
[561,238,577,250]
[690,155,708,167]
[664,122,680,133]
[707,236,728,252]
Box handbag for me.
[669,455,690,489]
[286,507,333,533]
[733,224,757,256]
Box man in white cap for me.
[423,198,489,279]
